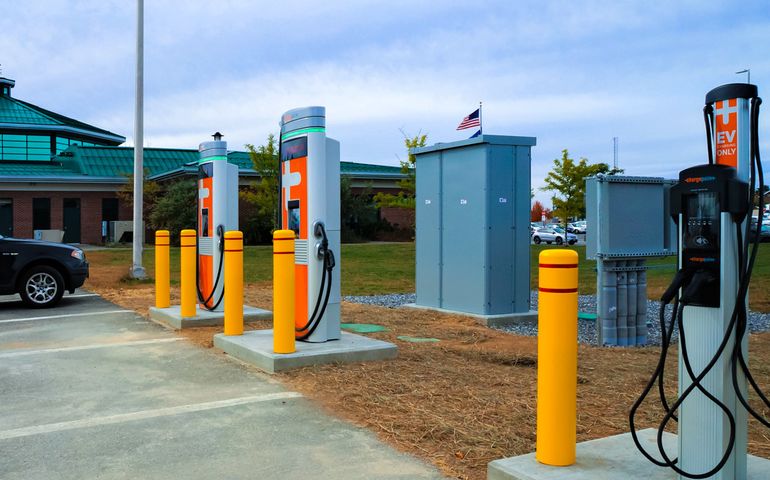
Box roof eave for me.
[0,175,127,184]
[0,123,125,144]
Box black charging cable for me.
[631,94,769,478]
[194,181,226,312]
[731,96,770,427]
[295,222,335,341]
[704,104,715,165]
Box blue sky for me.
[2,1,769,206]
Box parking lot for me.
[0,291,441,480]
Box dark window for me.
[0,198,12,237]
[102,198,119,222]
[32,198,51,230]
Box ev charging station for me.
[197,133,239,312]
[279,106,341,342]
[212,107,396,373]
[630,83,769,479]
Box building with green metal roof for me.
[0,77,407,244]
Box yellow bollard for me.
[223,231,243,336]
[536,249,578,467]
[273,230,296,354]
[180,229,197,318]
[155,230,170,308]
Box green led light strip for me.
[198,155,228,163]
[281,127,325,140]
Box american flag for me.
[456,108,480,130]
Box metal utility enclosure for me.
[585,175,677,260]
[413,135,535,317]
[585,176,677,346]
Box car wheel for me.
[569,240,577,245]
[19,265,64,308]
[533,236,541,244]
[555,237,563,245]
[546,241,552,244]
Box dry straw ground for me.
[85,254,770,480]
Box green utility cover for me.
[578,312,597,320]
[340,323,388,333]
[397,335,440,343]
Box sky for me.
[2,0,769,206]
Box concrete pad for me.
[487,428,770,480]
[214,329,398,373]
[403,303,538,327]
[149,304,271,329]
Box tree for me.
[148,179,197,244]
[240,134,279,244]
[530,200,552,222]
[117,170,161,234]
[541,149,623,229]
[373,131,427,210]
[340,175,383,242]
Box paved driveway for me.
[0,292,442,480]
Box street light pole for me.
[130,0,146,279]
[736,68,750,84]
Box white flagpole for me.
[479,101,483,135]
[130,0,146,279]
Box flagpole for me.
[479,101,483,135]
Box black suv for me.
[0,235,89,308]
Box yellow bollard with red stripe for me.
[180,229,197,318]
[536,249,578,466]
[154,230,170,308]
[223,231,243,336]
[273,230,296,354]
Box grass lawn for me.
[86,241,770,312]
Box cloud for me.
[3,0,770,211]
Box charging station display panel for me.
[198,164,214,238]
[684,192,719,251]
[280,136,308,239]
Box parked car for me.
[567,221,587,234]
[750,222,770,243]
[532,227,578,245]
[0,235,89,307]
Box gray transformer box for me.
[413,135,536,317]
[585,175,678,259]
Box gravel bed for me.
[343,291,770,346]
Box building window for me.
[0,134,53,161]
[102,198,119,222]
[0,198,12,237]
[32,198,51,230]
[55,136,98,154]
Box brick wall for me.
[380,206,414,229]
[7,191,127,244]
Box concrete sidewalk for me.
[0,291,443,479]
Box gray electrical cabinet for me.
[584,175,678,346]
[413,135,536,323]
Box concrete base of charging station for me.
[149,305,271,329]
[402,303,538,328]
[213,329,398,374]
[488,428,770,480]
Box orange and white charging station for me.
[279,106,341,342]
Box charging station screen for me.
[288,200,300,235]
[685,192,719,250]
[281,137,307,162]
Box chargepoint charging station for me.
[279,106,341,342]
[630,83,769,479]
[211,106,396,372]
[196,133,239,312]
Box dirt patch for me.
[85,277,770,480]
